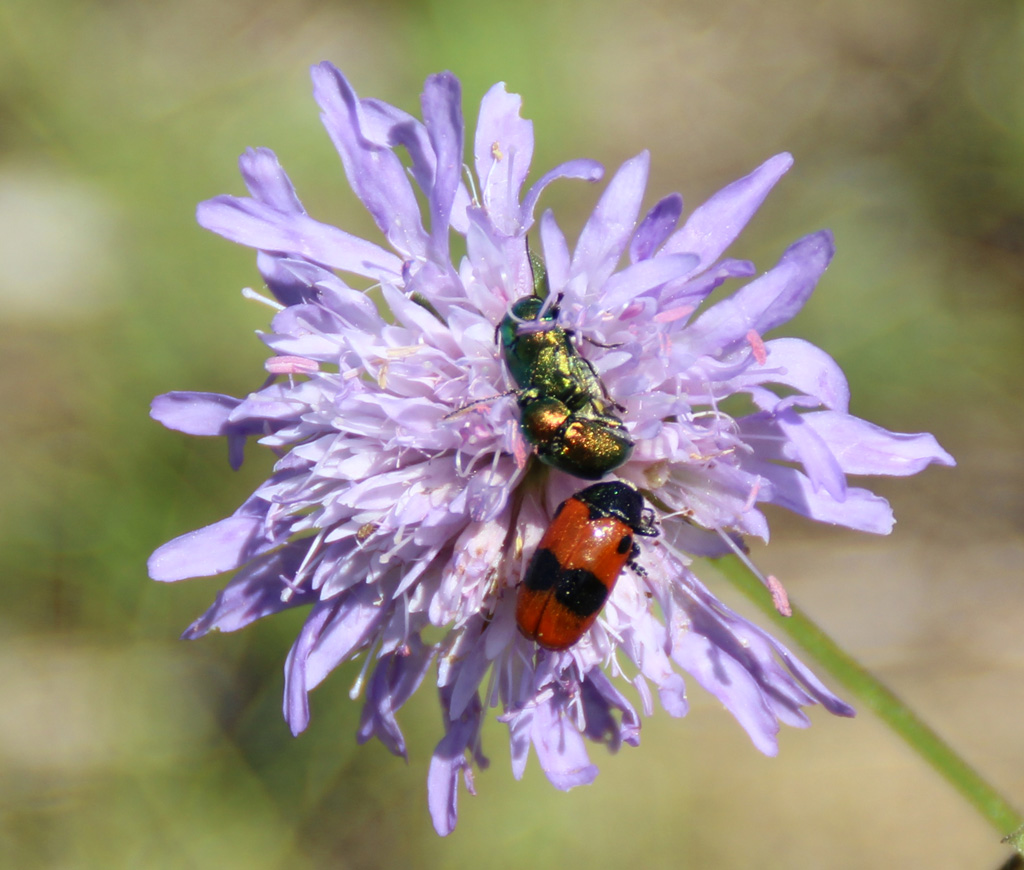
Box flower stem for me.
[714,554,1023,850]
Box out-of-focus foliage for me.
[1,0,1021,867]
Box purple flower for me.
[149,63,954,835]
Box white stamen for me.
[386,346,421,360]
[242,286,285,311]
[349,639,379,700]
[483,659,499,709]
[505,147,516,225]
[463,163,480,206]
[608,648,624,679]
[282,530,326,601]
[381,528,410,564]
[278,573,304,603]
[489,446,503,477]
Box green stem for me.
[714,554,1023,850]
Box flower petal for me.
[669,618,781,755]
[512,683,598,794]
[748,460,895,533]
[474,82,534,236]
[581,669,641,749]
[773,406,848,500]
[521,159,603,229]
[312,62,429,260]
[656,257,757,315]
[598,253,700,311]
[538,210,571,292]
[661,152,793,273]
[630,193,683,263]
[428,688,485,836]
[283,583,387,735]
[530,690,600,790]
[182,542,315,637]
[197,195,402,280]
[239,147,304,214]
[802,412,956,475]
[421,72,464,262]
[151,391,241,436]
[357,637,436,758]
[728,337,851,413]
[148,496,275,581]
[571,151,650,292]
[682,230,834,356]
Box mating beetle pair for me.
[497,259,633,482]
[496,254,658,650]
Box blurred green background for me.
[2,0,1022,867]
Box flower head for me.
[149,63,954,835]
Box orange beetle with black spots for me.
[516,481,657,650]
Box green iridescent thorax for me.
[499,297,605,411]
[498,296,556,389]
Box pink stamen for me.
[713,527,792,617]
[742,480,761,512]
[512,430,529,469]
[654,305,695,324]
[767,575,792,617]
[746,329,767,365]
[266,355,320,375]
[620,301,644,319]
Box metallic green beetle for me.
[497,254,633,480]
